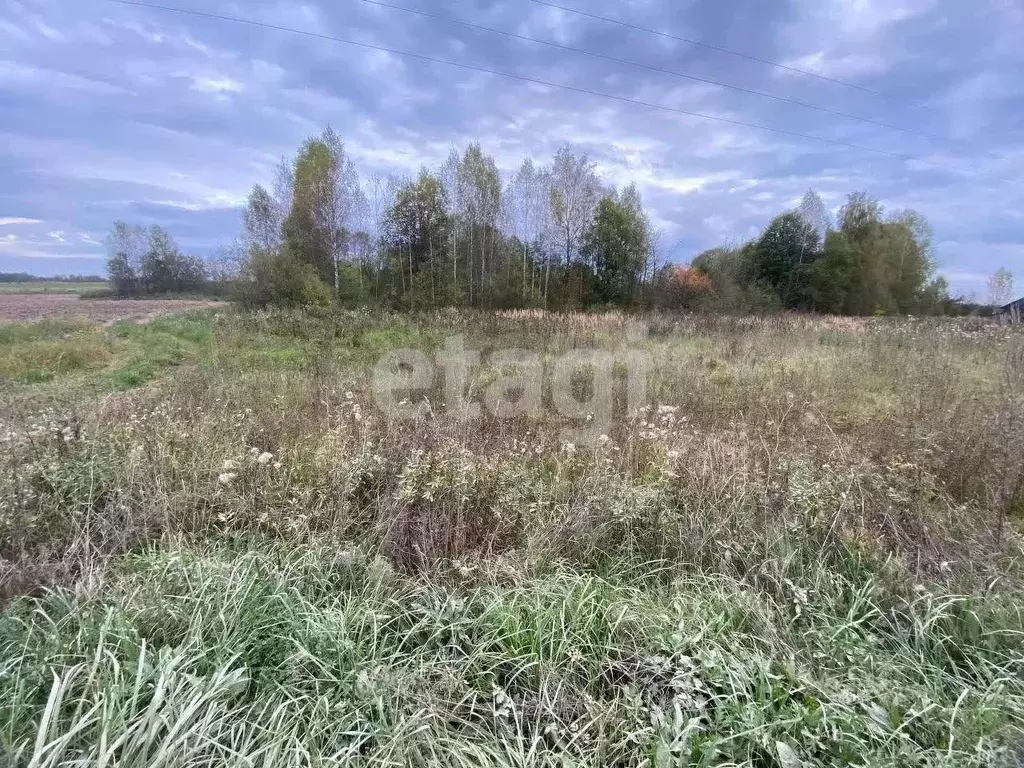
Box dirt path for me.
[0,294,223,323]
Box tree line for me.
[106,223,234,297]
[233,127,657,311]
[687,190,952,315]
[104,126,1008,315]
[0,272,104,283]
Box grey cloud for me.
[0,0,1019,295]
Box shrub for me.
[233,249,332,309]
[78,287,116,300]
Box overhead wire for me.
[360,0,952,147]
[528,0,927,107]
[101,0,994,179]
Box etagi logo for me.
[371,323,649,446]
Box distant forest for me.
[0,273,104,283]
[102,127,999,315]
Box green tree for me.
[693,244,780,314]
[798,194,939,315]
[107,222,208,296]
[920,276,952,315]
[106,221,146,296]
[242,184,281,253]
[284,137,334,287]
[753,211,821,308]
[384,170,452,307]
[581,189,651,306]
[883,210,935,313]
[806,231,857,314]
[234,248,331,309]
[138,226,206,295]
[283,127,365,299]
[838,192,884,243]
[836,192,888,314]
[139,225,176,294]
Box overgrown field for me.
[1,309,1023,766]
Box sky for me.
[1,0,1021,298]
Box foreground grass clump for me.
[0,312,214,392]
[1,308,1023,765]
[1,540,1022,767]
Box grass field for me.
[1,308,1023,766]
[0,281,107,295]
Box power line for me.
[101,0,988,179]
[530,0,925,108]
[361,0,954,148]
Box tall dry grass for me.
[0,309,1022,765]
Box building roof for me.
[1003,297,1024,311]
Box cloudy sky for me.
[1,0,1021,297]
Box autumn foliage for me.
[655,264,713,307]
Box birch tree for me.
[799,189,832,241]
[510,158,550,300]
[242,185,280,253]
[549,146,599,303]
[988,267,1014,308]
[284,127,365,299]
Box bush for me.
[79,287,116,300]
[233,249,332,309]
